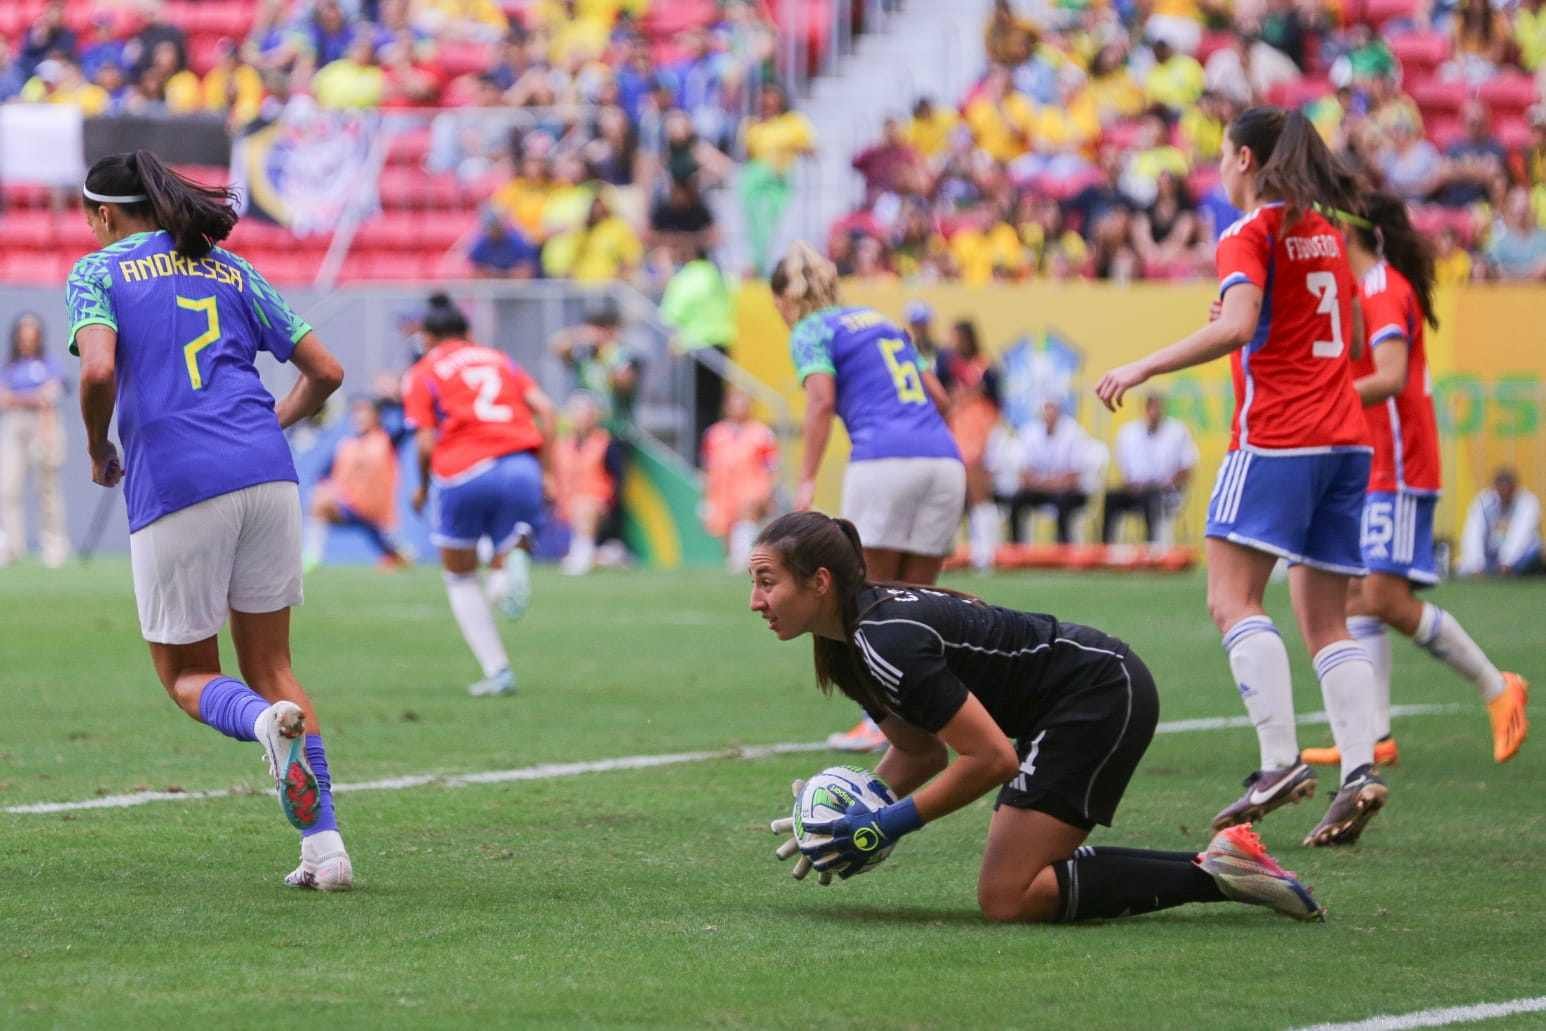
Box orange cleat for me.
[1300,738,1399,768]
[826,717,889,753]
[1488,673,1529,764]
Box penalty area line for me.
[3,702,1466,817]
[1290,995,1546,1030]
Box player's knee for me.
[977,877,1053,924]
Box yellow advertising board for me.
[733,280,1546,546]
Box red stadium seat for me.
[1387,32,1450,75]
[1196,31,1237,64]
[353,212,421,251]
[1409,77,1469,118]
[1266,77,1333,109]
[387,128,433,168]
[437,42,496,79]
[187,34,226,75]
[416,213,478,251]
[2,181,52,209]
[1035,168,1103,202]
[1427,115,1464,150]
[2,211,55,249]
[183,1,254,37]
[0,251,65,283]
[356,251,430,280]
[55,217,99,253]
[1352,0,1419,28]
[421,174,464,210]
[1496,116,1533,152]
[1479,74,1539,117]
[1187,166,1221,199]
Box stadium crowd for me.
[827,0,1546,282]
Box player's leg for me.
[302,485,341,571]
[432,471,515,695]
[896,552,944,585]
[1300,576,1398,767]
[487,453,542,618]
[895,458,963,587]
[561,496,603,575]
[336,503,406,565]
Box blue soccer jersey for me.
[66,230,310,532]
[789,306,958,463]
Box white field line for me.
[3,702,1466,817]
[1291,995,1546,1030]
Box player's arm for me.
[524,380,558,494]
[412,426,436,514]
[922,369,951,416]
[274,333,344,429]
[1354,336,1408,405]
[874,715,949,797]
[74,324,123,488]
[904,694,1019,825]
[797,372,836,510]
[1349,293,1366,362]
[1095,283,1261,411]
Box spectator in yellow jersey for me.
[1433,227,1474,286]
[22,58,110,116]
[493,153,558,243]
[542,194,643,282]
[198,40,265,126]
[903,97,960,160]
[740,84,816,275]
[1086,44,1144,124]
[313,34,385,109]
[950,209,1029,284]
[414,0,508,42]
[965,67,1035,164]
[985,0,1039,67]
[1143,37,1204,113]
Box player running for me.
[402,294,555,697]
[1095,107,1387,847]
[771,242,964,753]
[751,511,1325,924]
[68,150,352,889]
[1299,190,1529,767]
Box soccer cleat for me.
[254,701,320,831]
[825,717,888,753]
[468,668,517,697]
[283,831,354,892]
[1210,762,1317,831]
[1304,764,1388,847]
[1488,673,1529,764]
[494,547,533,621]
[1300,737,1400,768]
[1195,824,1325,921]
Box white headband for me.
[82,187,148,204]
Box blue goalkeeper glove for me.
[799,796,922,877]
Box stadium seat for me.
[1479,74,1540,117]
[416,213,478,251]
[55,217,98,253]
[187,35,226,75]
[183,1,254,37]
[1387,32,1450,75]
[1427,115,1465,150]
[1196,31,1237,63]
[1496,116,1533,151]
[1186,166,1221,200]
[1266,77,1333,108]
[0,251,65,283]
[2,181,51,210]
[387,128,433,168]
[377,167,427,210]
[1036,168,1104,202]
[1354,0,1419,28]
[438,42,496,79]
[1409,77,1469,118]
[3,211,55,249]
[353,212,421,251]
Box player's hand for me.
[769,779,832,885]
[89,442,123,488]
[1208,299,1222,323]
[1094,361,1150,412]
[799,796,921,877]
[794,478,817,511]
[411,484,428,514]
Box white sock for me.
[443,571,508,678]
[1223,616,1300,770]
[303,519,327,564]
[485,567,510,603]
[1314,640,1378,781]
[301,829,347,862]
[1347,616,1392,739]
[1415,603,1505,702]
[728,520,758,570]
[564,535,595,573]
[969,502,1000,571]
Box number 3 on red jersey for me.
[1306,271,1343,358]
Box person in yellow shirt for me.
[493,153,557,241]
[200,41,265,126]
[1433,226,1474,286]
[21,59,110,116]
[415,0,508,41]
[539,152,598,238]
[1144,38,1204,112]
[903,97,960,160]
[1519,0,1546,71]
[542,195,643,282]
[739,84,816,274]
[1124,107,1190,205]
[1179,90,1229,162]
[950,211,1029,284]
[964,66,1035,163]
[1086,43,1144,124]
[313,35,384,109]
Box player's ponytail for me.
[754,510,886,714]
[1229,106,1353,227]
[82,151,237,260]
[422,292,470,339]
[769,241,841,321]
[1354,190,1439,330]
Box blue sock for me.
[196,677,268,743]
[340,506,398,558]
[302,734,339,837]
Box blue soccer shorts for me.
[431,451,543,552]
[1360,490,1439,585]
[1205,449,1371,576]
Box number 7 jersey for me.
[788,306,958,462]
[1215,204,1370,453]
[402,338,544,481]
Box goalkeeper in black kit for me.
[750,510,1326,924]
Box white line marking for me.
[1291,995,1546,1030]
[2,703,1466,817]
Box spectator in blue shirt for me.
[1434,101,1509,209]
[468,212,540,278]
[1485,187,1546,280]
[19,1,77,77]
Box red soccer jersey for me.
[1215,204,1370,453]
[1352,261,1441,494]
[402,338,544,480]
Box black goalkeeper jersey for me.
[851,585,1134,738]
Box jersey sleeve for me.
[788,313,836,383]
[400,365,439,430]
[1362,283,1409,348]
[65,253,117,355]
[854,619,968,733]
[1215,212,1270,297]
[231,254,312,361]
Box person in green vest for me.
[659,249,735,463]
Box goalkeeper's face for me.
[748,547,832,641]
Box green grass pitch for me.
[2,561,1543,1029]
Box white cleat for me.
[494,547,533,621]
[468,668,517,697]
[284,831,354,892]
[254,701,320,831]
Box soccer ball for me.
[793,765,898,878]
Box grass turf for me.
[2,561,1543,1029]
